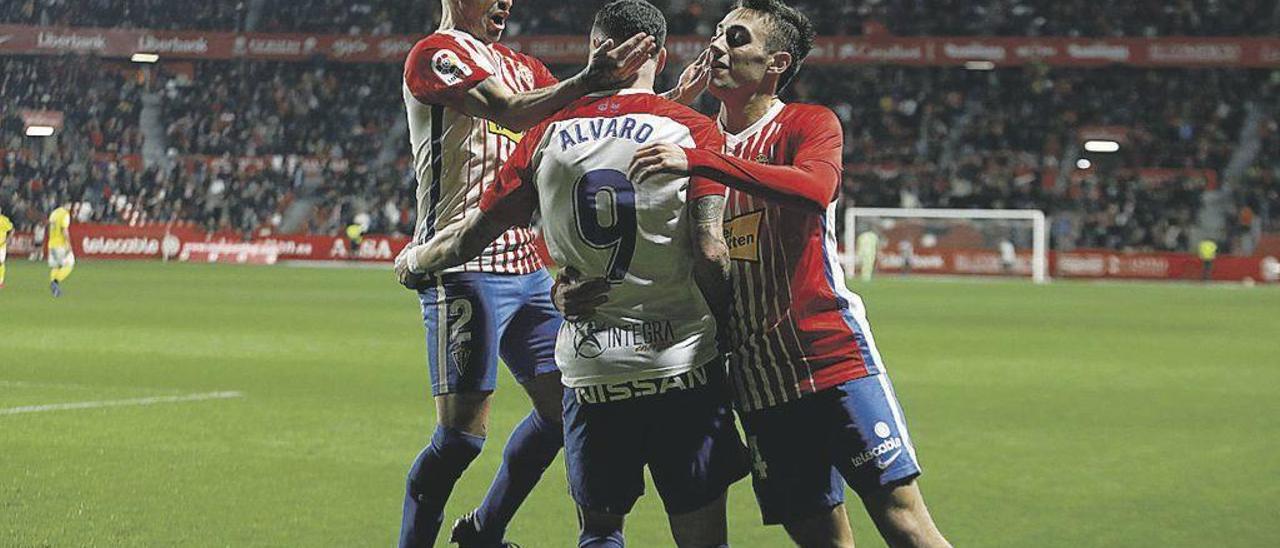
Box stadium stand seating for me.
[1,1,1277,255]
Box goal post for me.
[843,207,1049,284]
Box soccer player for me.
[572,1,953,546]
[856,230,879,283]
[999,237,1016,275]
[0,207,12,289]
[396,2,747,545]
[395,1,656,546]
[345,221,365,256]
[47,203,74,298]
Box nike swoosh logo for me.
[876,450,902,470]
[0,36,12,45]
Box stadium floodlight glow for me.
[1076,158,1092,169]
[25,125,55,137]
[964,60,996,71]
[131,53,160,64]
[1084,140,1120,153]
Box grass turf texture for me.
[1,260,1277,547]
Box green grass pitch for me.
[2,260,1278,547]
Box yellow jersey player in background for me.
[47,204,75,297]
[0,208,13,289]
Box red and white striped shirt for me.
[686,101,887,412]
[402,29,556,274]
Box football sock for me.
[474,410,563,539]
[399,425,485,548]
[579,529,625,548]
[50,266,72,283]
[0,263,6,284]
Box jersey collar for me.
[720,99,785,143]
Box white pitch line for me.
[0,380,182,393]
[0,391,245,416]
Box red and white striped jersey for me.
[686,101,887,412]
[402,29,556,274]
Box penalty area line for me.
[0,391,245,417]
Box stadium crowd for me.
[2,0,1278,253]
[4,0,1276,37]
[4,52,1277,253]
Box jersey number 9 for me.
[573,169,636,283]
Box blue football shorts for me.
[562,361,749,516]
[740,374,923,525]
[417,270,562,395]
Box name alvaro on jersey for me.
[557,114,657,151]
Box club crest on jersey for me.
[431,49,473,86]
[724,210,763,262]
[754,153,771,164]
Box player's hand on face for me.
[629,143,690,183]
[582,32,657,91]
[394,244,431,290]
[552,266,610,321]
[668,48,711,106]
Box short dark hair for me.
[736,0,815,90]
[593,0,667,51]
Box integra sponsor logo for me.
[570,319,677,359]
[81,237,159,255]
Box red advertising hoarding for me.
[25,224,1280,283]
[872,248,1279,283]
[1,24,1277,68]
[61,223,410,263]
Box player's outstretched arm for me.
[456,33,656,132]
[688,194,733,352]
[632,110,845,212]
[394,187,535,290]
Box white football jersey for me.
[481,89,727,387]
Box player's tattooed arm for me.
[688,195,733,352]
[457,33,656,132]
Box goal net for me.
[842,207,1049,284]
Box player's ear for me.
[656,47,668,73]
[766,50,792,77]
